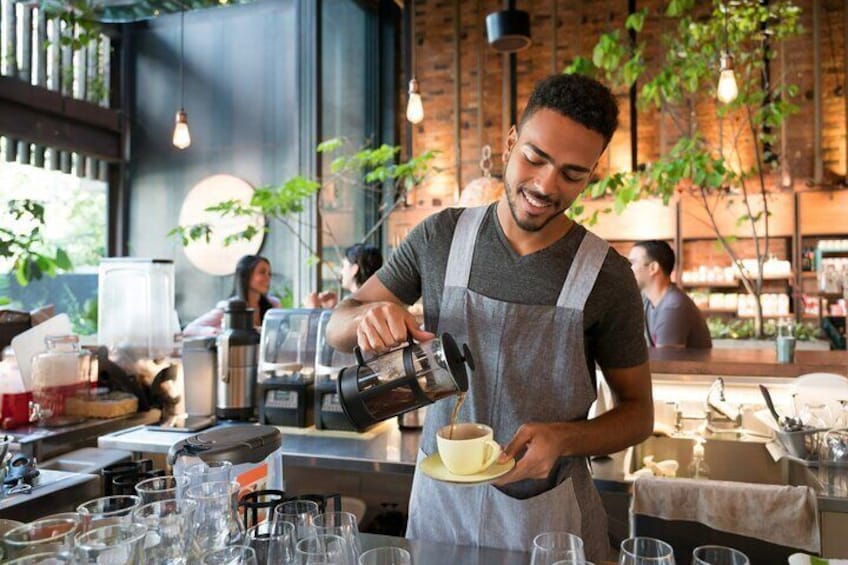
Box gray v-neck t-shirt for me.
[375,204,648,374]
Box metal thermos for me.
[216,299,260,420]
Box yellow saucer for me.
[419,452,515,485]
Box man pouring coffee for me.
[326,73,653,561]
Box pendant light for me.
[716,3,738,104]
[485,7,531,53]
[406,2,424,124]
[172,2,191,149]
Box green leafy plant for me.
[170,138,438,282]
[566,0,802,338]
[0,200,73,304]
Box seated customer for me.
[183,254,280,337]
[628,240,712,348]
[304,243,383,309]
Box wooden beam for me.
[0,76,121,161]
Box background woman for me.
[304,243,383,309]
[183,254,280,336]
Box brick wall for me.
[404,0,845,210]
[404,0,846,274]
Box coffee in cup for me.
[436,422,501,475]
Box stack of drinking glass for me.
[0,459,412,564]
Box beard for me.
[504,176,569,233]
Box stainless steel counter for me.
[7,409,162,460]
[98,420,422,475]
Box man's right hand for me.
[356,301,435,354]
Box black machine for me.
[256,309,322,428]
[258,373,315,427]
[314,311,358,431]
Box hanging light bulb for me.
[172,3,191,149]
[717,52,738,104]
[173,109,191,149]
[406,78,424,124]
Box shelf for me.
[682,281,738,288]
[700,308,738,314]
[801,272,818,279]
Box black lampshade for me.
[486,9,531,53]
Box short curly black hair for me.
[519,74,619,146]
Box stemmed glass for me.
[692,545,750,565]
[5,553,75,564]
[313,512,362,561]
[358,547,412,565]
[133,498,197,564]
[618,537,675,565]
[135,475,189,503]
[530,532,586,565]
[295,533,354,565]
[200,546,259,565]
[2,517,79,558]
[185,480,245,555]
[76,495,141,532]
[273,500,320,542]
[74,523,148,564]
[246,520,297,564]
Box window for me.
[0,160,107,335]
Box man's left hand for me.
[492,422,570,486]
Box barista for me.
[628,240,712,349]
[303,244,383,309]
[183,255,280,337]
[326,74,653,561]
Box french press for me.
[337,333,474,431]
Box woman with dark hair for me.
[304,243,383,309]
[183,254,280,337]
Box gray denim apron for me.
[406,205,611,561]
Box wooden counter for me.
[649,348,848,378]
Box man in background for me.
[629,240,712,349]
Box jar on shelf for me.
[31,335,93,419]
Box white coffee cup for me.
[437,423,501,475]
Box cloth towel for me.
[631,476,820,554]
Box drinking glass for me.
[74,523,147,564]
[358,546,412,565]
[185,480,245,555]
[76,495,141,532]
[618,537,675,565]
[5,552,75,564]
[551,561,595,565]
[313,512,362,560]
[295,534,353,564]
[3,517,79,558]
[530,532,586,565]
[135,475,189,504]
[183,461,233,486]
[819,428,848,496]
[246,520,296,564]
[133,498,197,564]
[274,499,320,541]
[200,546,259,565]
[692,545,750,565]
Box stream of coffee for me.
[448,392,466,440]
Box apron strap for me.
[444,206,488,289]
[557,230,610,310]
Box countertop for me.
[98,420,422,475]
[649,348,848,378]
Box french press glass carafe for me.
[337,333,474,431]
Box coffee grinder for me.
[257,309,322,427]
[336,333,473,432]
[313,310,358,430]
